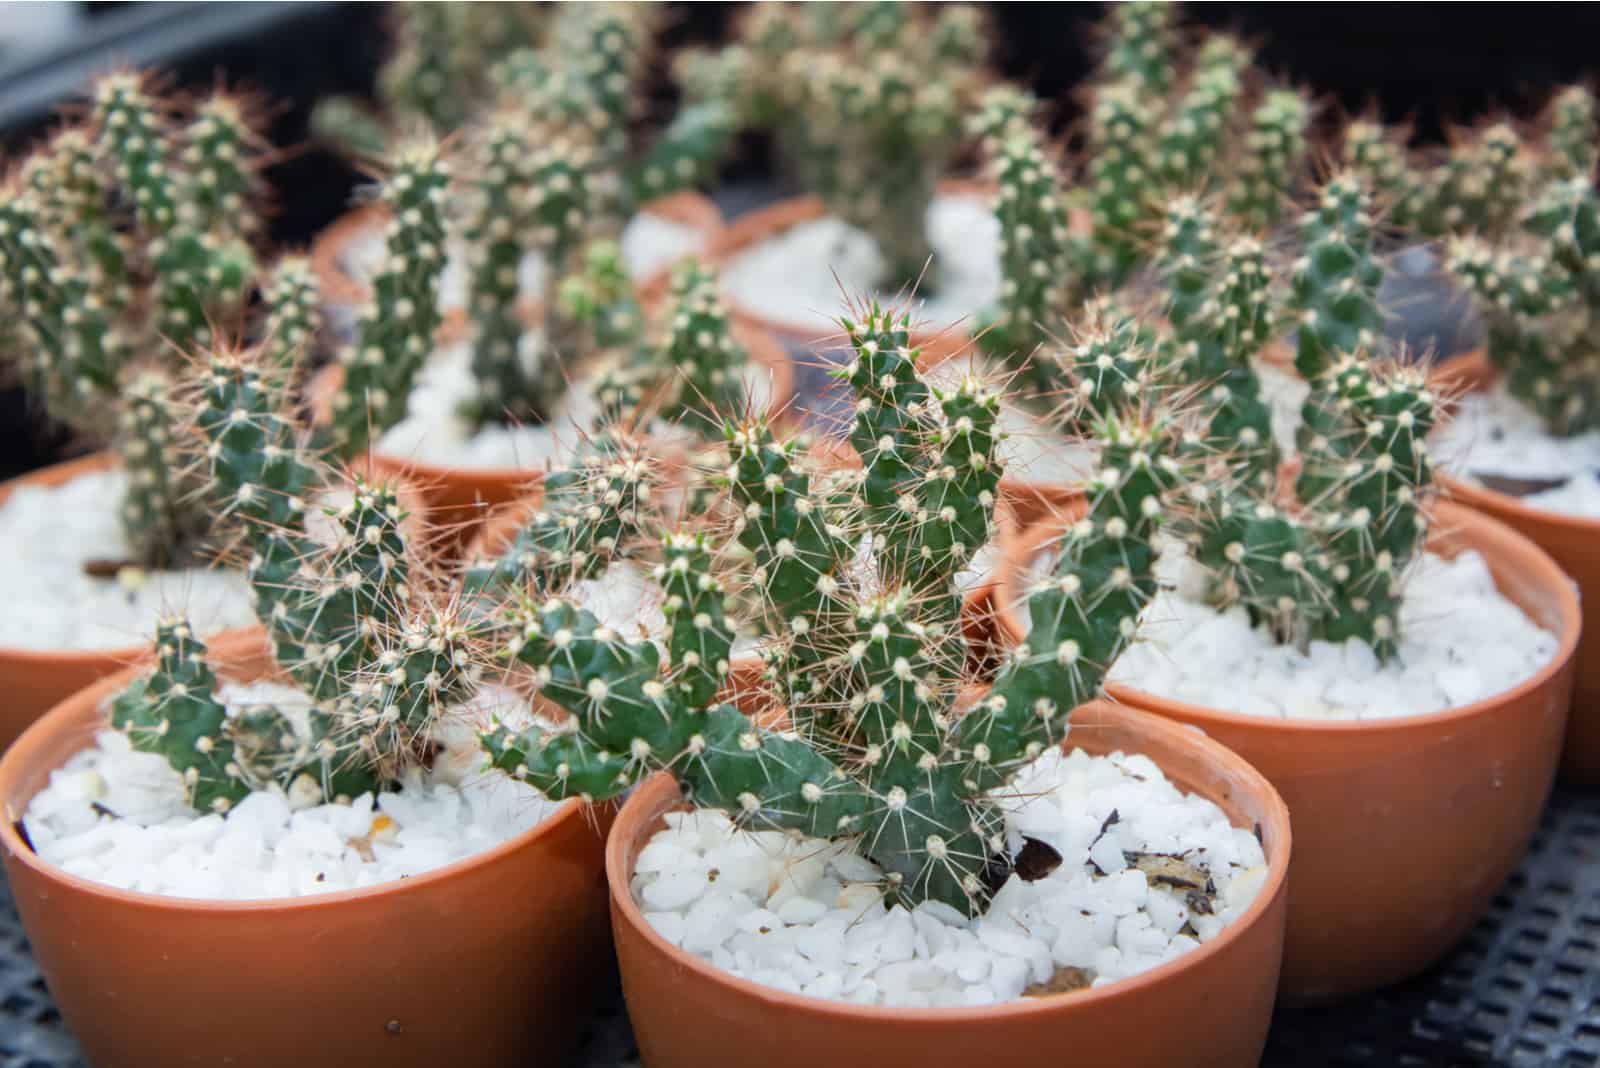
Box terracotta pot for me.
[0,454,156,753]
[304,321,796,548]
[607,699,1290,1068]
[1431,349,1600,780]
[993,498,1580,1002]
[0,627,616,1068]
[312,192,725,336]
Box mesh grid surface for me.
[3,787,1597,1068]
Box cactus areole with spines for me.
[486,303,1174,914]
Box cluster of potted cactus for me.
[0,4,1594,1068]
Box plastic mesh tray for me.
[3,785,1595,1068]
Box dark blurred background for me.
[3,1,1597,479]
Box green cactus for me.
[977,100,1088,393]
[1226,89,1313,232]
[328,140,450,456]
[1418,122,1530,239]
[1448,173,1600,436]
[118,369,202,567]
[1545,85,1598,182]
[261,256,321,378]
[32,128,134,322]
[1087,83,1160,283]
[111,620,252,814]
[654,261,751,432]
[1096,0,1180,95]
[487,302,1172,913]
[1183,357,1439,660]
[1287,173,1386,380]
[1156,36,1249,193]
[94,76,255,352]
[1155,195,1278,483]
[1340,119,1426,231]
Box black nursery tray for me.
[3,784,1597,1068]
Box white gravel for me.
[1253,356,1309,456]
[721,193,1001,338]
[1088,543,1560,720]
[21,680,563,900]
[376,340,776,470]
[1433,385,1600,520]
[339,210,706,314]
[630,745,1269,1007]
[0,467,258,652]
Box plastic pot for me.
[606,699,1290,1068]
[994,499,1580,1002]
[0,627,616,1068]
[1432,349,1600,781]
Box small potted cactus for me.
[1437,138,1600,778]
[309,135,793,533]
[461,304,1289,1062]
[704,2,999,348]
[0,347,630,1066]
[0,74,308,742]
[993,175,1581,1002]
[312,3,729,338]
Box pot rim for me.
[606,698,1291,1023]
[1432,348,1600,536]
[997,497,1582,737]
[0,627,591,917]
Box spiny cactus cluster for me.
[312,1,547,157]
[1448,171,1600,436]
[0,74,321,568]
[1160,175,1442,661]
[114,345,493,811]
[483,304,1176,913]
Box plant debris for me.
[1023,965,1094,997]
[1127,851,1218,915]
[1013,836,1064,882]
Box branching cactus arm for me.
[658,261,749,432]
[111,620,251,814]
[966,411,1176,788]
[118,369,195,566]
[1545,85,1598,182]
[1341,120,1425,232]
[34,129,134,323]
[1156,35,1248,193]
[1088,84,1159,283]
[261,256,321,379]
[1226,89,1312,232]
[1288,173,1385,380]
[1096,0,1179,95]
[330,141,450,456]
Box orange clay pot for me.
[607,699,1291,1068]
[312,191,725,334]
[0,454,155,753]
[0,627,616,1068]
[304,322,795,548]
[1431,349,1600,781]
[993,498,1580,1003]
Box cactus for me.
[1448,173,1600,436]
[975,93,1089,393]
[1156,35,1249,193]
[261,256,321,380]
[1226,89,1313,232]
[327,140,450,456]
[654,261,752,433]
[1340,119,1426,231]
[1544,85,1598,182]
[118,369,203,566]
[1095,0,1180,96]
[94,75,256,352]
[1155,196,1279,484]
[486,301,1176,913]
[1087,83,1160,283]
[1287,173,1386,381]
[1417,122,1531,239]
[111,620,251,814]
[1182,356,1439,661]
